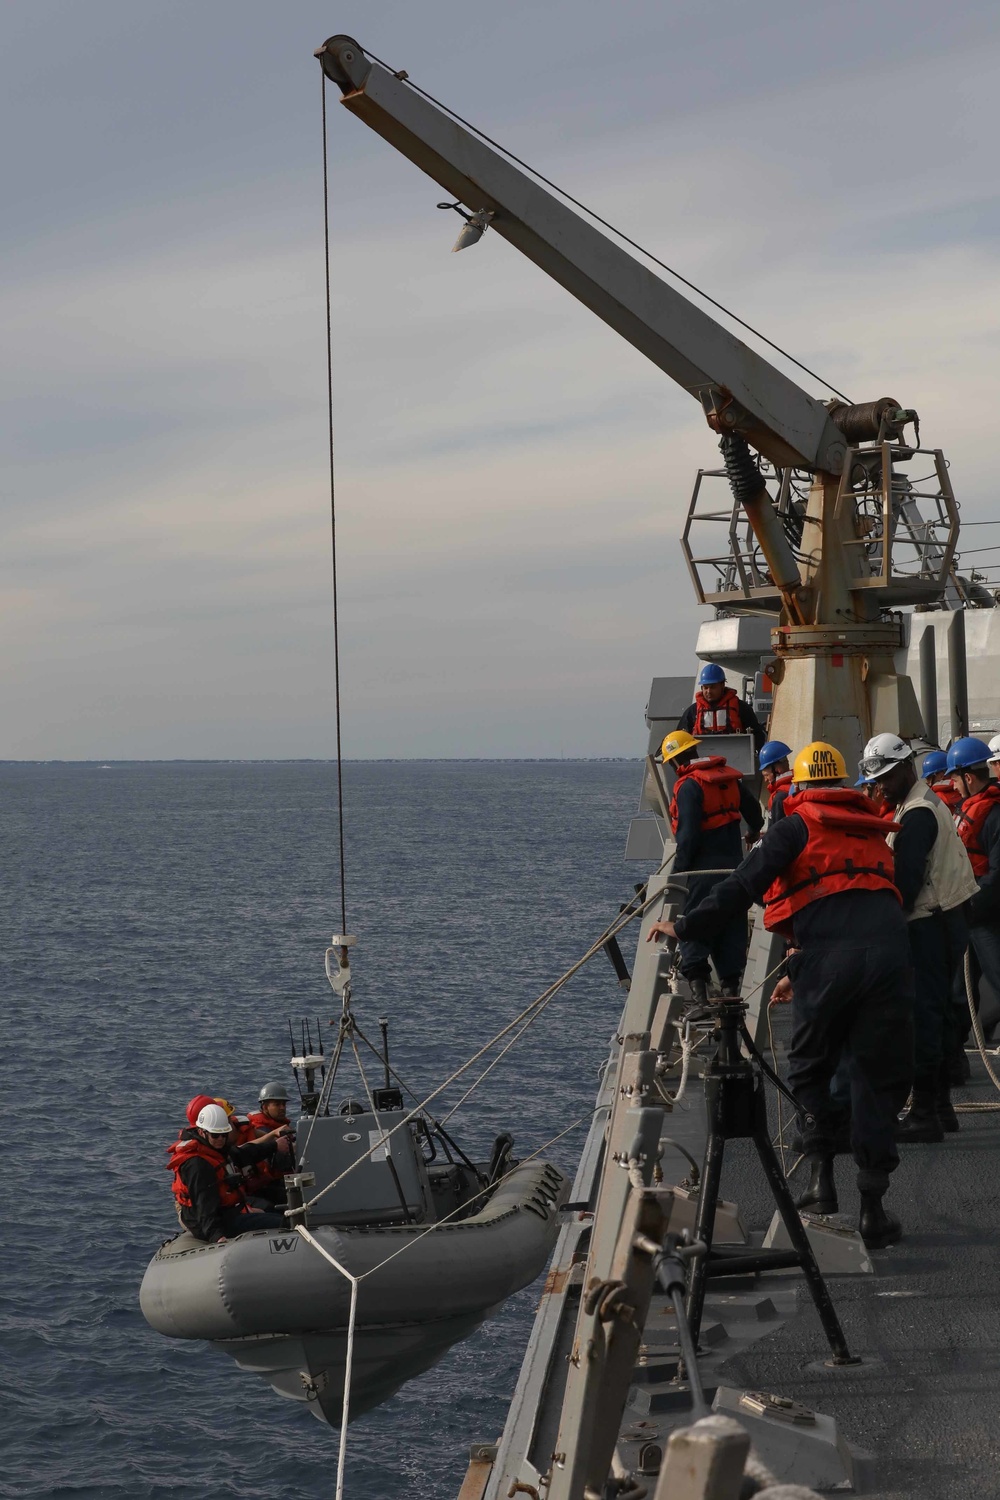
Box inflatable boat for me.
[141,1094,567,1424]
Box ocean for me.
[1,760,643,1500]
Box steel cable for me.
[358,46,853,404]
[322,73,348,937]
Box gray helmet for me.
[258,1080,289,1103]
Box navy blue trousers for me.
[677,872,748,988]
[787,940,914,1193]
[221,1207,287,1237]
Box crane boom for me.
[316,37,849,474]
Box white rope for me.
[295,1226,359,1500]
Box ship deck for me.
[471,970,1000,1499]
[718,1021,1000,1500]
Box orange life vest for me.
[930,778,962,814]
[229,1116,256,1148]
[243,1110,294,1188]
[763,786,900,934]
[767,769,794,808]
[167,1134,247,1213]
[955,782,1000,877]
[669,756,742,835]
[692,687,743,735]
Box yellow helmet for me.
[660,728,700,764]
[792,741,847,786]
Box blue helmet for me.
[921,750,948,778]
[759,739,791,772]
[946,736,992,772]
[697,662,726,687]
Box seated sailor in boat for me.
[242,1081,296,1207]
[213,1096,257,1146]
[166,1102,291,1242]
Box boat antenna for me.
[322,69,348,940]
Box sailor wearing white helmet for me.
[859,733,977,1142]
[165,1102,292,1242]
[988,733,1000,779]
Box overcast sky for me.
[3,1,999,758]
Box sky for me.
[3,0,1000,758]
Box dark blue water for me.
[1,761,643,1500]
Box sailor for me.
[858,733,976,1141]
[949,736,1000,1042]
[676,663,766,752]
[213,1096,256,1147]
[922,750,962,813]
[759,740,793,824]
[183,1093,217,1130]
[167,1102,291,1242]
[647,741,913,1249]
[249,1081,294,1135]
[660,729,764,1004]
[988,733,1000,780]
[244,1082,296,1206]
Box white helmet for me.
[988,733,1000,765]
[859,732,913,782]
[195,1103,233,1134]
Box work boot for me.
[795,1155,838,1215]
[936,1080,960,1134]
[895,1087,944,1144]
[859,1190,902,1249]
[687,976,709,1007]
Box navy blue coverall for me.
[674,813,914,1192]
[672,773,763,991]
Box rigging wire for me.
[322,73,348,937]
[359,46,853,405]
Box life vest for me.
[692,687,743,735]
[763,786,900,934]
[955,782,1000,877]
[167,1132,247,1214]
[887,780,978,918]
[929,778,962,813]
[767,770,794,809]
[243,1110,295,1187]
[669,756,742,835]
[229,1116,256,1148]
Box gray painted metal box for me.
[298,1109,432,1226]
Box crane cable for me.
[357,45,853,406]
[322,73,348,937]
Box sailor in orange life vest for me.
[658,729,764,1006]
[858,733,976,1143]
[243,1081,297,1207]
[676,663,766,752]
[647,741,914,1250]
[921,750,962,813]
[759,740,793,826]
[949,737,1000,1044]
[167,1102,292,1242]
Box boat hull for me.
[140,1159,567,1423]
